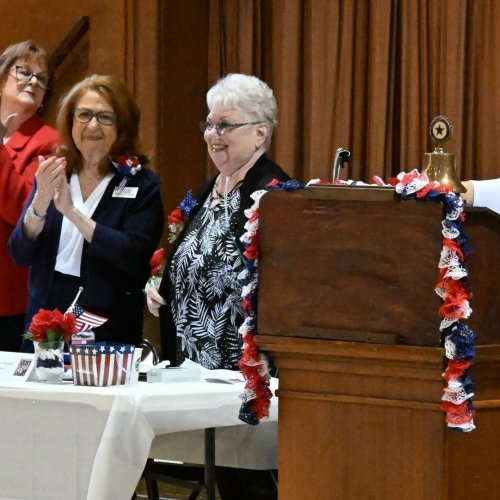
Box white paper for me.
[0,351,35,382]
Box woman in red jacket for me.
[0,40,59,351]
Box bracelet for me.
[26,206,46,221]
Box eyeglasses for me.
[11,65,49,90]
[199,120,260,135]
[72,107,116,126]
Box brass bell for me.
[422,116,466,193]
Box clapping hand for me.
[34,156,67,209]
[0,113,17,142]
[53,167,73,216]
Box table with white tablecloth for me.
[0,374,278,500]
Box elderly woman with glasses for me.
[9,74,164,351]
[146,73,290,500]
[0,40,59,351]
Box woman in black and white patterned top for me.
[146,73,290,500]
[148,73,289,370]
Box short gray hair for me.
[206,73,277,147]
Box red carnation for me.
[60,313,77,342]
[149,248,165,276]
[29,309,59,340]
[168,208,187,226]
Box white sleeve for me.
[471,179,500,214]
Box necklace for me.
[79,172,101,184]
[212,185,224,201]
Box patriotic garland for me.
[238,179,304,425]
[394,170,476,432]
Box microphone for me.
[332,147,351,182]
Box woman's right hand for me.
[33,156,66,209]
[0,113,17,142]
[146,286,166,317]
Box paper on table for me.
[0,351,35,382]
[180,359,246,384]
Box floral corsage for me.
[167,189,198,243]
[144,248,165,295]
[110,155,142,192]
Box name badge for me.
[112,187,138,198]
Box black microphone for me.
[332,147,351,182]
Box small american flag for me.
[69,343,135,386]
[67,303,108,333]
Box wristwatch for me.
[26,206,46,221]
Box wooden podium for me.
[256,186,500,500]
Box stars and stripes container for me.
[69,343,136,386]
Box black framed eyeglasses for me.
[72,107,116,126]
[11,65,49,90]
[199,120,260,135]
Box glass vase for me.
[34,340,65,383]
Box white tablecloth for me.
[0,375,278,500]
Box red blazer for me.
[0,115,59,316]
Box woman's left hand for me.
[53,174,97,243]
[146,285,166,317]
[53,172,73,216]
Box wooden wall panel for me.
[0,0,211,348]
[0,0,162,166]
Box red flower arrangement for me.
[25,308,77,343]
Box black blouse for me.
[168,188,244,369]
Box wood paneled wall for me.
[0,0,211,345]
[0,0,210,211]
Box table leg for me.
[204,427,216,500]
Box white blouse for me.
[55,172,114,276]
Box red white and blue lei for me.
[394,169,475,432]
[238,179,303,425]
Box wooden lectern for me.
[256,186,500,500]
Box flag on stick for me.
[66,287,108,333]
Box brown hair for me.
[56,74,146,175]
[0,40,51,113]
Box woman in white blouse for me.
[9,75,163,351]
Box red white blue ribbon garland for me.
[395,170,476,432]
[238,179,304,425]
[308,171,476,431]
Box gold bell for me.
[422,116,466,193]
